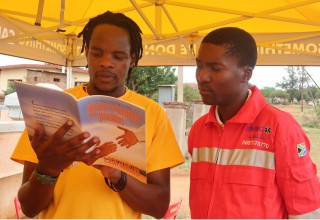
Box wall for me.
[0,121,24,218]
[192,101,210,123]
[0,68,27,93]
[26,70,67,89]
[163,102,189,158]
[0,64,89,95]
[73,71,89,87]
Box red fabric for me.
[188,86,320,218]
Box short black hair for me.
[202,27,257,68]
[78,11,143,81]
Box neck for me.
[85,83,126,98]
[217,88,251,123]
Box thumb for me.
[117,126,128,132]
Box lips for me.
[199,90,212,96]
[96,71,116,82]
[198,86,212,94]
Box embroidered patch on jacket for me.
[297,142,307,157]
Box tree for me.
[276,66,301,103]
[2,81,16,95]
[304,86,319,102]
[183,84,201,104]
[316,89,320,99]
[260,87,275,98]
[127,66,177,99]
[269,90,290,104]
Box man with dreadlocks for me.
[11,11,184,219]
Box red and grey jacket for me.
[188,86,320,219]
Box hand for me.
[92,165,121,183]
[31,120,103,176]
[116,126,138,149]
[96,141,117,157]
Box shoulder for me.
[262,104,298,124]
[64,85,84,97]
[260,105,306,138]
[65,85,81,93]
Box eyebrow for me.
[90,46,102,51]
[90,46,128,55]
[196,58,221,66]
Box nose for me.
[99,54,114,69]
[196,68,210,83]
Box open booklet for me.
[14,81,146,183]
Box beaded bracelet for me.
[105,171,127,192]
[34,166,59,185]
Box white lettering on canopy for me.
[144,44,196,56]
[257,43,320,55]
[0,26,15,39]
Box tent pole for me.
[177,66,183,102]
[66,60,72,89]
[65,33,76,89]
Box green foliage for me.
[302,113,320,128]
[260,87,275,98]
[316,90,320,99]
[304,86,320,103]
[269,90,290,104]
[275,66,319,104]
[276,66,301,103]
[183,84,200,104]
[2,81,16,95]
[316,107,320,117]
[270,90,290,98]
[127,66,177,99]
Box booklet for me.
[14,81,146,183]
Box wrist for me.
[109,170,122,184]
[34,165,60,185]
[36,164,61,177]
[105,171,127,192]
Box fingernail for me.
[93,137,99,144]
[83,132,90,138]
[96,149,101,154]
[67,120,73,126]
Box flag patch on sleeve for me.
[297,142,307,157]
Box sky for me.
[181,66,320,89]
[1,54,320,89]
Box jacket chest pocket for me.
[223,166,275,204]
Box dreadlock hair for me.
[78,11,143,83]
[202,27,257,69]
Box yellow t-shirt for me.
[11,85,185,218]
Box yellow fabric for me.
[10,85,184,219]
[1,1,320,66]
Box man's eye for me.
[210,66,222,71]
[91,52,101,57]
[115,56,126,61]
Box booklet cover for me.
[14,81,146,183]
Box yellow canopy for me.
[0,0,320,66]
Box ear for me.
[241,66,253,83]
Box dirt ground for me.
[170,166,191,219]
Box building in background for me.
[0,64,89,98]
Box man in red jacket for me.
[188,27,320,218]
